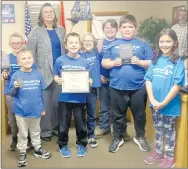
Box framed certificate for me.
[119,44,132,64]
[61,70,90,93]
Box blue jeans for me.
[86,88,97,139]
[99,85,111,132]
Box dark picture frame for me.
[172,5,186,25]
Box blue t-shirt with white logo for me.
[54,54,90,103]
[80,48,101,88]
[4,53,37,95]
[103,38,153,90]
[47,29,61,65]
[144,56,185,116]
[8,69,46,118]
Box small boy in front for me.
[8,49,51,167]
[54,32,91,158]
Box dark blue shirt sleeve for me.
[53,59,61,76]
[103,46,112,60]
[8,74,18,96]
[144,62,154,81]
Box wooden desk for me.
[1,79,8,144]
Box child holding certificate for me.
[54,32,91,158]
[80,32,101,148]
[102,14,153,153]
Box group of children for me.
[2,14,185,168]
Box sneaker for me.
[158,157,175,168]
[18,152,27,167]
[34,147,51,159]
[88,138,98,148]
[77,144,87,157]
[59,145,71,158]
[144,151,164,164]
[95,129,110,138]
[133,136,150,152]
[108,138,124,153]
[123,132,131,141]
[10,138,17,151]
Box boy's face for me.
[18,52,34,69]
[42,6,55,22]
[119,22,136,40]
[65,36,81,54]
[9,37,24,53]
[104,23,117,39]
[83,35,95,51]
[159,35,175,56]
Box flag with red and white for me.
[25,1,32,44]
[60,1,66,29]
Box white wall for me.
[2,1,187,53]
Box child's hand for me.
[89,78,93,86]
[101,75,108,84]
[14,80,20,88]
[113,58,122,67]
[131,56,141,65]
[41,111,46,115]
[153,102,165,111]
[2,71,9,80]
[54,76,63,85]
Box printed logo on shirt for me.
[86,56,96,66]
[22,80,41,90]
[62,65,86,70]
[153,65,174,78]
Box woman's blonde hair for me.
[37,3,58,28]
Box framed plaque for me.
[119,44,132,64]
[61,70,90,93]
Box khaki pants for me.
[15,115,41,152]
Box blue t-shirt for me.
[80,48,101,88]
[100,39,117,86]
[54,54,90,103]
[4,53,37,95]
[47,29,61,65]
[144,56,185,116]
[8,69,46,118]
[103,38,153,90]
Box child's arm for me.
[8,75,19,96]
[145,81,159,106]
[131,41,153,69]
[101,46,122,69]
[53,58,63,85]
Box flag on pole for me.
[60,1,66,29]
[25,1,32,44]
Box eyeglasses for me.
[83,40,94,43]
[10,42,23,46]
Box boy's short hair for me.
[82,32,97,47]
[64,32,81,45]
[18,49,33,58]
[102,19,118,31]
[9,32,24,44]
[119,14,137,28]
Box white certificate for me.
[61,70,90,93]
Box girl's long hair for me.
[37,3,58,28]
[152,28,179,64]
